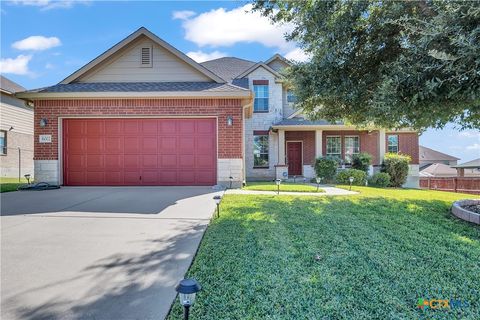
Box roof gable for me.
[236,62,282,79]
[61,27,224,84]
[419,146,460,161]
[264,54,291,72]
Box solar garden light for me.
[316,177,322,191]
[275,178,281,194]
[175,278,201,320]
[349,176,354,191]
[293,175,296,183]
[303,177,307,184]
[229,176,233,189]
[24,174,31,184]
[213,195,222,217]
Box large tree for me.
[253,0,480,130]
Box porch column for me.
[378,129,386,164]
[315,129,323,159]
[278,129,286,165]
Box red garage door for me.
[63,118,216,186]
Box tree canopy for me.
[253,0,480,130]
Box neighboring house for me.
[0,76,34,179]
[419,145,459,169]
[419,163,458,177]
[452,159,480,177]
[17,27,420,188]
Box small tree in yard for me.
[314,157,338,183]
[352,152,372,173]
[382,153,411,187]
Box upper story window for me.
[287,90,297,103]
[0,130,7,155]
[253,80,269,112]
[344,136,360,163]
[326,136,341,159]
[387,135,399,153]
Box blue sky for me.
[1,0,478,162]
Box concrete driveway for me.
[1,186,221,320]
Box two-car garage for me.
[62,118,217,186]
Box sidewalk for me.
[225,186,357,196]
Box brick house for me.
[18,27,420,188]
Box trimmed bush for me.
[382,153,411,187]
[368,172,391,187]
[336,169,367,186]
[314,157,339,182]
[352,152,372,172]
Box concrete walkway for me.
[1,186,221,320]
[226,186,357,196]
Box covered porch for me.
[272,121,387,179]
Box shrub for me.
[382,153,411,187]
[336,169,367,186]
[368,172,391,187]
[314,157,339,182]
[352,152,373,172]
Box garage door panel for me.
[142,137,158,153]
[86,155,105,169]
[64,118,216,186]
[105,137,123,154]
[86,121,104,136]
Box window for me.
[326,136,341,159]
[387,135,399,153]
[141,47,152,67]
[253,134,269,167]
[287,90,297,103]
[0,130,6,155]
[253,81,269,112]
[344,136,359,163]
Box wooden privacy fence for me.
[420,177,480,195]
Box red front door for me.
[63,118,217,186]
[287,142,302,176]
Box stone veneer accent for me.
[451,199,480,225]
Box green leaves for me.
[253,0,480,130]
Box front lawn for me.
[0,178,28,193]
[243,181,324,192]
[168,187,479,319]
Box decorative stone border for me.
[451,200,480,225]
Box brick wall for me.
[322,130,380,164]
[387,132,419,164]
[285,131,315,165]
[33,98,244,160]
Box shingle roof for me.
[419,163,458,177]
[419,146,460,161]
[0,75,26,94]
[201,57,256,82]
[273,118,340,126]
[23,82,249,93]
[452,158,480,169]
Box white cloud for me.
[0,54,32,75]
[9,0,89,10]
[186,50,227,62]
[172,10,196,20]
[45,62,55,69]
[458,130,480,139]
[12,36,61,51]
[285,48,310,62]
[466,143,480,151]
[178,4,295,51]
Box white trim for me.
[60,27,225,84]
[344,135,360,163]
[286,140,303,176]
[237,62,283,79]
[272,124,417,133]
[325,135,342,158]
[264,54,292,66]
[17,90,251,100]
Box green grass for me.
[0,178,29,193]
[168,187,479,319]
[243,181,324,192]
